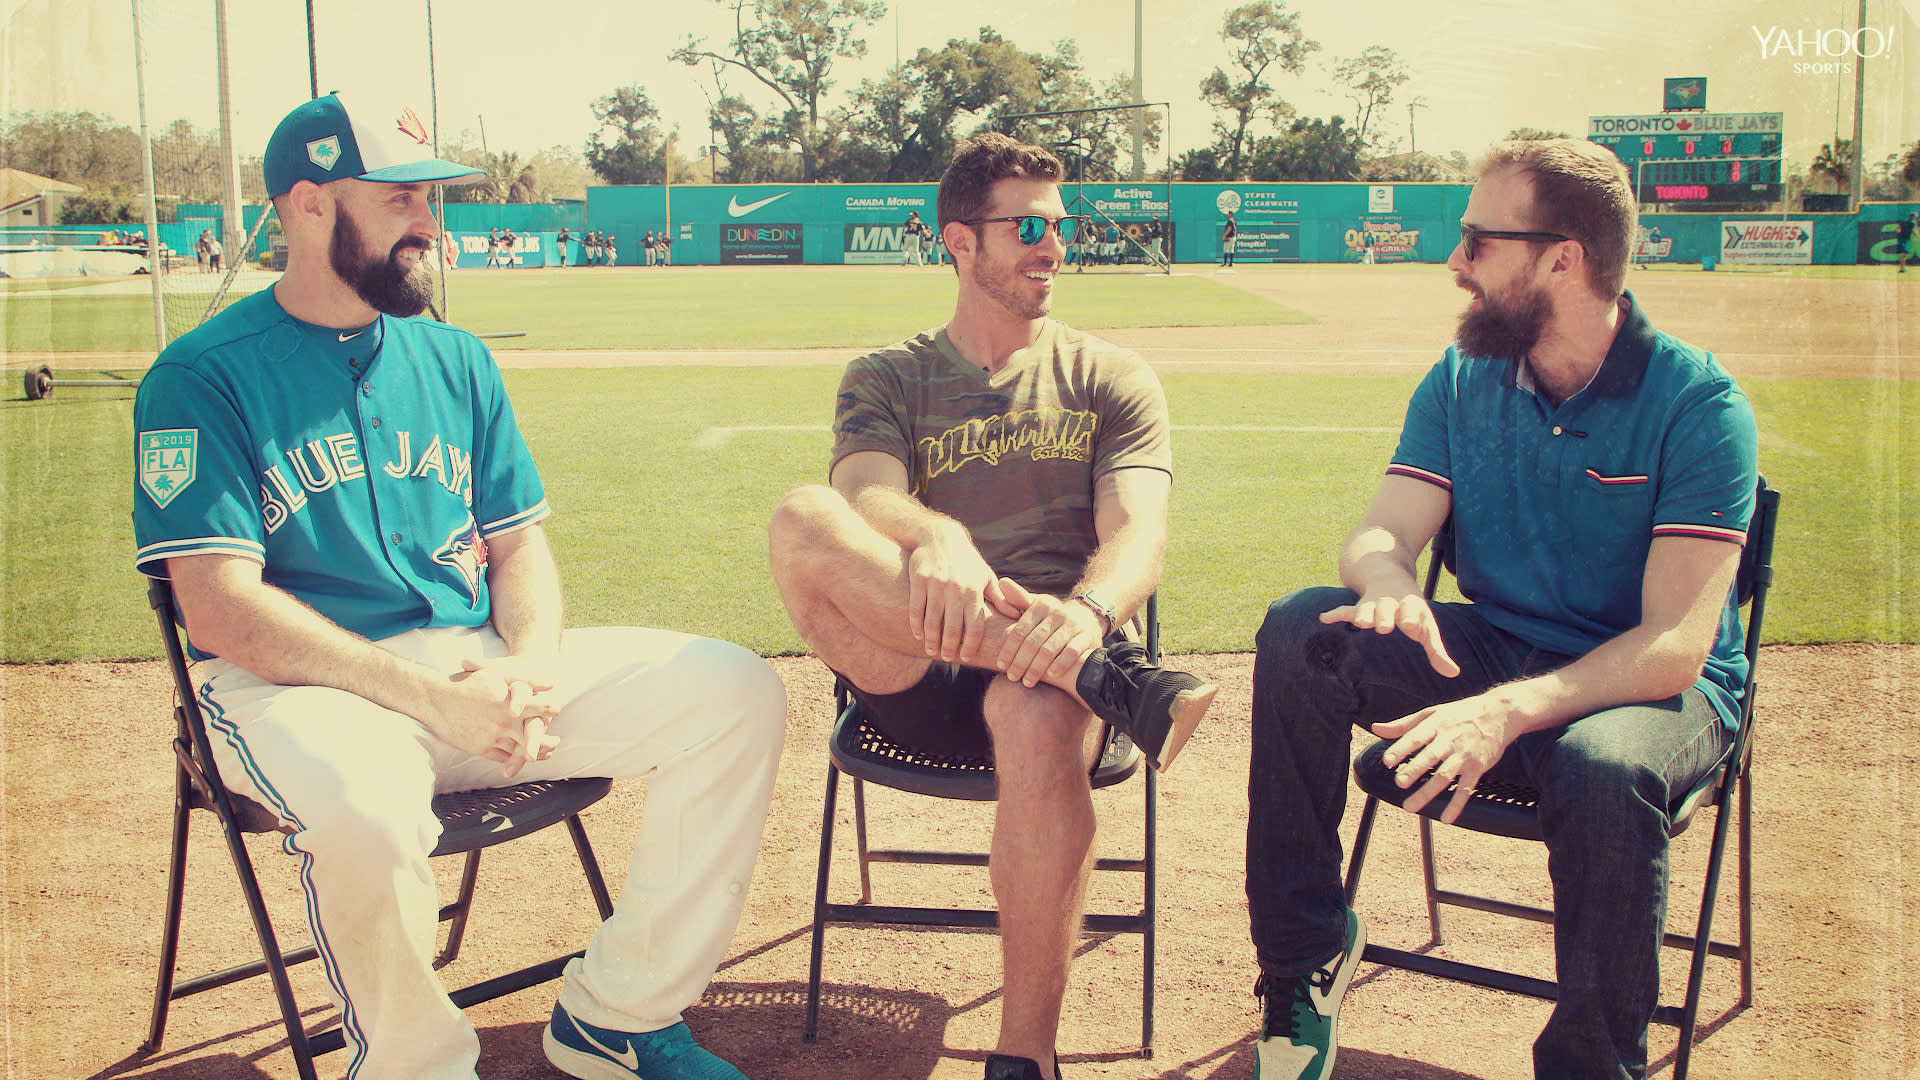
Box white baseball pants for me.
[194,624,786,1080]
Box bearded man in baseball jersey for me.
[769,133,1215,1080]
[132,93,783,1080]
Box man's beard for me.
[1455,279,1552,363]
[330,207,435,317]
[970,232,1053,321]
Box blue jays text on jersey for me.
[132,287,549,652]
[256,426,476,533]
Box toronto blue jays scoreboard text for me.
[1588,113,1785,206]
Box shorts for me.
[837,662,997,763]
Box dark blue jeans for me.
[1246,588,1732,1080]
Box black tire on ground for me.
[23,365,53,400]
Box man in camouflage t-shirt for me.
[769,133,1215,1080]
[834,320,1168,597]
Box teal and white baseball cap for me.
[264,92,483,199]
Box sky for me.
[4,0,1918,181]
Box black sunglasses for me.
[1459,222,1570,261]
[959,214,1088,246]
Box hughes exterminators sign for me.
[1719,220,1813,265]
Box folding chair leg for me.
[1418,816,1447,946]
[804,763,842,1042]
[142,770,194,1053]
[853,777,872,905]
[1343,796,1382,905]
[438,850,484,966]
[1738,768,1753,1006]
[565,813,616,921]
[1674,771,1746,1080]
[215,808,323,1080]
[1141,767,1157,1058]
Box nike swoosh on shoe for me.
[570,1013,641,1071]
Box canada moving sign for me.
[1719,220,1812,265]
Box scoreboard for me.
[1588,112,1784,204]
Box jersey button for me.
[362,383,374,396]
[370,417,382,429]
[390,532,402,544]
[1551,425,1564,436]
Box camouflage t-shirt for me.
[831,320,1173,595]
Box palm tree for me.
[1808,140,1853,193]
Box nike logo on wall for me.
[338,331,364,342]
[569,1014,640,1070]
[727,192,791,217]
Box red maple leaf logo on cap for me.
[395,107,430,146]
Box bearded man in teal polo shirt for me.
[1243,138,1760,1080]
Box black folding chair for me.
[803,596,1161,1057]
[140,576,618,1080]
[1342,478,1780,1080]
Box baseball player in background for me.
[131,92,784,1080]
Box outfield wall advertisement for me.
[1718,220,1813,265]
[445,231,560,268]
[843,223,915,264]
[1344,219,1422,263]
[721,223,804,264]
[31,190,1915,270]
[1168,183,1468,263]
[585,181,1472,266]
[579,183,1912,266]
[1230,223,1300,261]
[1856,218,1918,265]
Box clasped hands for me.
[906,541,1104,689]
[1321,590,1513,825]
[432,654,563,779]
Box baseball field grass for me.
[4,365,1914,661]
[0,266,1307,354]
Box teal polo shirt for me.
[1388,292,1760,729]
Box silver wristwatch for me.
[1069,590,1117,636]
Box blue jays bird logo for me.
[432,517,489,607]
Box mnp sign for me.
[721,223,803,264]
[844,223,904,264]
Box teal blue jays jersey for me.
[133,288,548,654]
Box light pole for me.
[1849,0,1866,210]
[1130,0,1145,181]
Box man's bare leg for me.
[774,484,1106,1078]
[983,677,1100,1080]
[769,485,1213,768]
[771,483,1071,690]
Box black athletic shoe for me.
[1074,638,1216,772]
[984,1053,1057,1080]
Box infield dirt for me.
[3,645,1917,1079]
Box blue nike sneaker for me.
[544,1002,749,1080]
